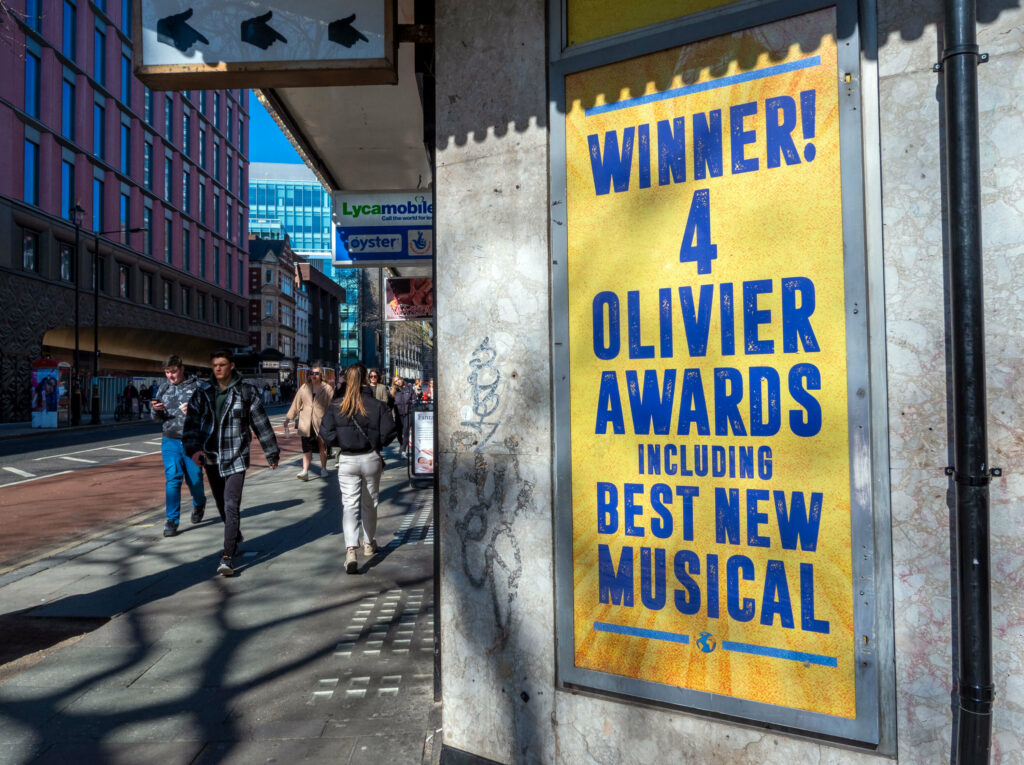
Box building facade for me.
[247,238,297,361]
[248,161,361,366]
[0,0,249,422]
[295,263,344,368]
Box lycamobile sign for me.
[333,191,434,267]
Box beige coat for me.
[285,383,335,437]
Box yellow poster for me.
[566,8,855,718]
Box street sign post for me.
[134,0,396,89]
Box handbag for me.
[348,414,385,468]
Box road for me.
[0,411,302,573]
[0,421,165,488]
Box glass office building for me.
[248,162,360,366]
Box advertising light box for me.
[332,191,433,268]
[551,1,891,747]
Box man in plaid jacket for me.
[184,349,280,577]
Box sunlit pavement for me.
[0,446,440,765]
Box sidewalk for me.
[0,447,440,765]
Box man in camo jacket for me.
[152,354,207,538]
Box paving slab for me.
[0,447,438,765]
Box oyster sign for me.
[332,192,434,267]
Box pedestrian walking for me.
[319,363,399,574]
[392,376,415,455]
[285,361,334,481]
[152,355,207,537]
[367,369,393,408]
[184,349,280,577]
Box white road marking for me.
[2,467,35,478]
[118,451,160,461]
[32,444,129,460]
[107,447,146,454]
[59,456,98,463]
[0,470,73,489]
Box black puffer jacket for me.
[319,386,398,454]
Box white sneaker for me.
[363,539,377,557]
[296,472,309,481]
[345,547,358,574]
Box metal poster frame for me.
[549,0,895,750]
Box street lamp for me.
[89,223,148,424]
[72,202,85,426]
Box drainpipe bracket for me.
[933,47,989,71]
[958,681,996,712]
[945,466,993,486]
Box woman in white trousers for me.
[319,363,399,574]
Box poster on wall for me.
[412,409,434,476]
[385,277,434,321]
[555,4,882,743]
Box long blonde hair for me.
[339,363,367,418]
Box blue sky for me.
[247,90,303,165]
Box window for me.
[212,298,220,324]
[143,272,153,304]
[22,229,39,272]
[227,250,233,289]
[143,207,152,255]
[163,281,172,310]
[213,193,220,231]
[238,258,243,293]
[238,116,244,147]
[238,213,244,247]
[199,91,206,115]
[120,0,131,36]
[198,293,206,320]
[61,160,75,219]
[120,54,131,106]
[93,103,105,158]
[199,180,206,222]
[143,141,152,189]
[164,218,173,262]
[23,138,39,205]
[60,244,74,281]
[63,1,77,60]
[181,286,191,315]
[92,177,104,231]
[62,73,76,141]
[25,0,41,31]
[214,246,220,285]
[164,95,173,140]
[183,229,190,270]
[118,263,130,297]
[226,149,233,192]
[183,111,191,155]
[199,237,206,277]
[265,269,272,283]
[144,87,153,125]
[267,332,273,346]
[119,192,129,241]
[214,92,220,128]
[199,127,206,168]
[25,50,41,118]
[120,121,130,174]
[227,104,233,142]
[213,140,220,181]
[265,300,273,316]
[94,25,105,85]
[164,157,172,201]
[94,253,106,292]
[238,164,244,198]
[226,199,232,239]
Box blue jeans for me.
[162,437,206,524]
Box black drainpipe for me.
[939,0,993,762]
